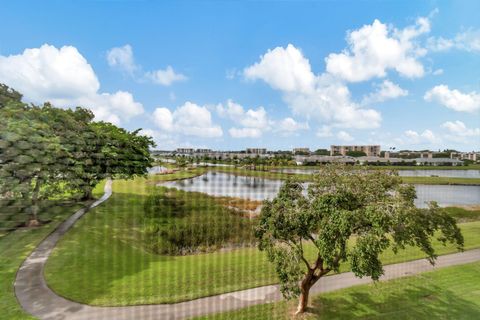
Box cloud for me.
[228,127,262,138]
[0,44,143,125]
[432,68,444,76]
[244,44,315,93]
[106,44,137,74]
[316,125,333,138]
[107,44,187,86]
[243,45,381,129]
[217,99,272,138]
[442,120,480,137]
[276,117,309,134]
[325,17,430,82]
[403,129,439,144]
[139,128,178,150]
[146,66,187,86]
[362,80,408,104]
[152,102,223,138]
[337,130,354,142]
[424,85,480,112]
[427,29,480,53]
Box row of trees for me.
[0,84,155,227]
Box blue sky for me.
[1,0,479,151]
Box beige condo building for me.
[330,145,381,157]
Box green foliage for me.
[256,164,464,312]
[0,84,22,107]
[0,84,155,227]
[346,150,367,157]
[313,149,329,155]
[142,188,255,255]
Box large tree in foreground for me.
[0,84,155,226]
[255,165,464,314]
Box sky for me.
[1,0,479,152]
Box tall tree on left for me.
[0,84,156,226]
[0,93,63,226]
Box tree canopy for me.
[255,164,464,314]
[0,84,155,227]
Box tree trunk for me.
[27,178,42,227]
[296,273,314,314]
[296,284,311,314]
[81,187,94,200]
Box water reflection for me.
[158,172,480,208]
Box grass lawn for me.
[44,177,480,306]
[195,261,480,319]
[0,181,106,320]
[0,201,85,320]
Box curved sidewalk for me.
[14,180,480,319]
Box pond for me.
[158,172,480,208]
[271,168,480,178]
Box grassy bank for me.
[195,261,480,319]
[44,178,480,306]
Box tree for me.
[255,165,464,314]
[346,150,367,157]
[0,83,22,106]
[77,121,155,199]
[0,84,156,226]
[0,100,63,226]
[314,149,329,155]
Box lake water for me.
[159,172,480,208]
[272,168,480,178]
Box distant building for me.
[415,158,464,166]
[176,148,194,154]
[330,145,381,157]
[196,148,212,153]
[294,155,356,165]
[451,152,478,162]
[246,148,267,155]
[293,148,310,154]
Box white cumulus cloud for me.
[106,44,137,74]
[146,66,187,86]
[244,44,315,93]
[362,80,408,104]
[403,129,439,144]
[442,121,480,137]
[152,102,222,138]
[276,117,309,133]
[424,85,480,112]
[0,44,143,125]
[428,29,480,53]
[243,45,381,129]
[217,99,272,138]
[107,44,187,86]
[325,17,429,82]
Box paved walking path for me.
[14,180,480,319]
